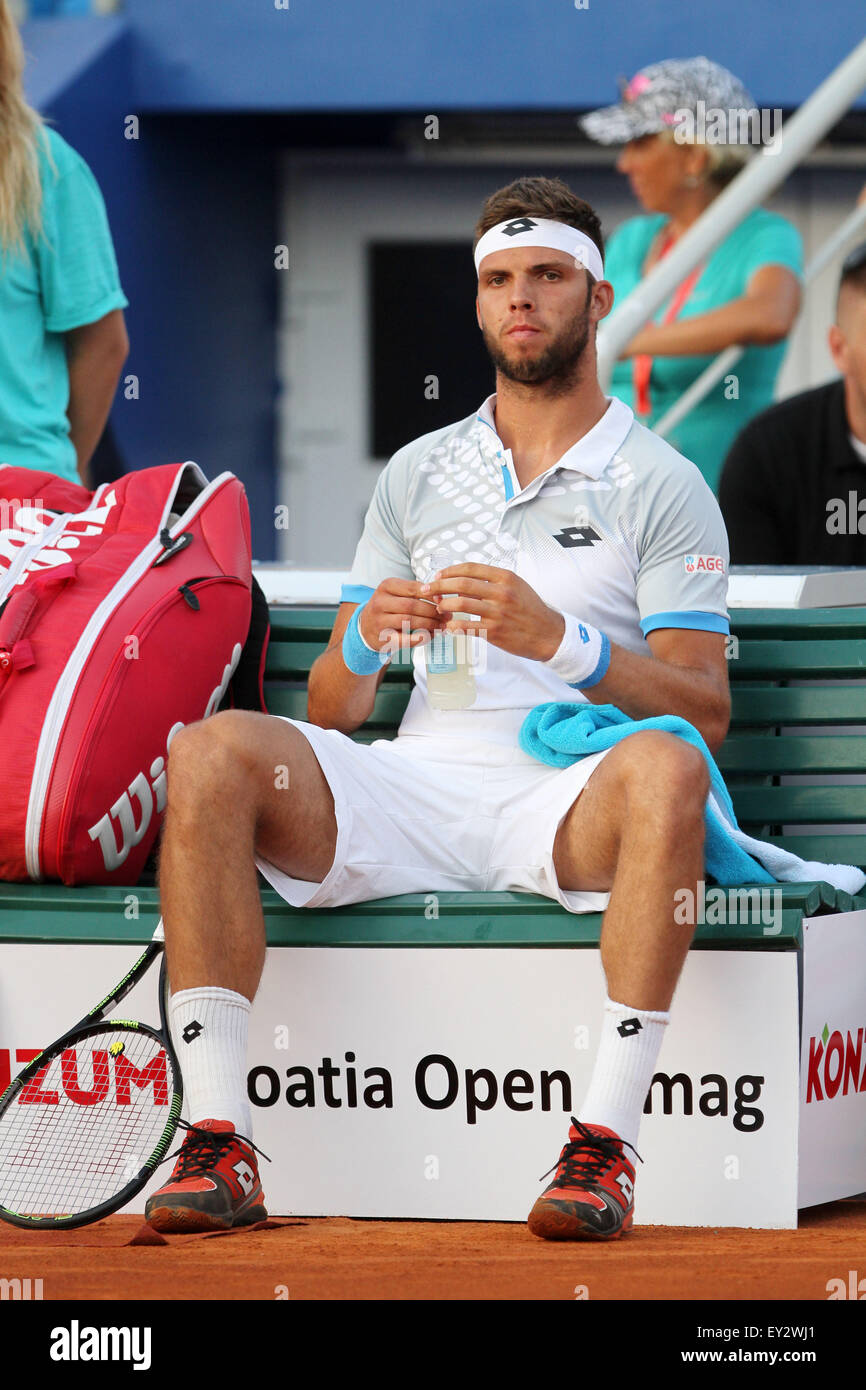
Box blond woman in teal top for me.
[581,57,803,492]
[0,1,128,486]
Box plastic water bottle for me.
[423,548,477,710]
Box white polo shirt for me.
[342,395,729,746]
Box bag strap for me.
[0,569,74,688]
[221,573,271,713]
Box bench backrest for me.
[264,605,866,872]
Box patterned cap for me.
[579,56,756,145]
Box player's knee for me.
[165,711,262,803]
[619,731,709,815]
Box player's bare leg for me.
[529,730,708,1241]
[147,710,340,1231]
[157,710,339,998]
[552,729,709,1009]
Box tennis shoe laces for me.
[144,1118,269,1233]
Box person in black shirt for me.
[719,242,866,564]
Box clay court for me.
[1,1200,862,1301]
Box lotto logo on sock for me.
[617,1018,643,1038]
[181,1020,204,1044]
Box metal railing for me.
[596,37,866,398]
[652,200,866,441]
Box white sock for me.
[169,987,252,1139]
[578,997,670,1151]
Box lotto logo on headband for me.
[502,218,538,236]
[684,553,725,574]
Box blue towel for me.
[519,702,776,887]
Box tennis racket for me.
[0,940,182,1229]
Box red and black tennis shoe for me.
[145,1119,268,1233]
[527,1118,642,1241]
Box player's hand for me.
[357,577,444,655]
[422,563,565,662]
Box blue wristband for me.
[342,601,391,675]
[572,631,611,690]
[545,612,610,689]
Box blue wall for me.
[105,118,278,558]
[22,23,278,558]
[124,0,866,112]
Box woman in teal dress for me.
[581,57,803,493]
[0,1,128,486]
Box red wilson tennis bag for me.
[0,462,269,886]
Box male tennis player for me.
[147,176,730,1239]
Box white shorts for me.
[254,719,613,916]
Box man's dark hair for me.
[473,177,604,279]
[838,241,866,309]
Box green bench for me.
[1,603,865,944]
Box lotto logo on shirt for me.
[684,553,725,574]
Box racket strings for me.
[0,1027,179,1219]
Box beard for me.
[482,282,593,391]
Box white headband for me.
[474,217,604,281]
